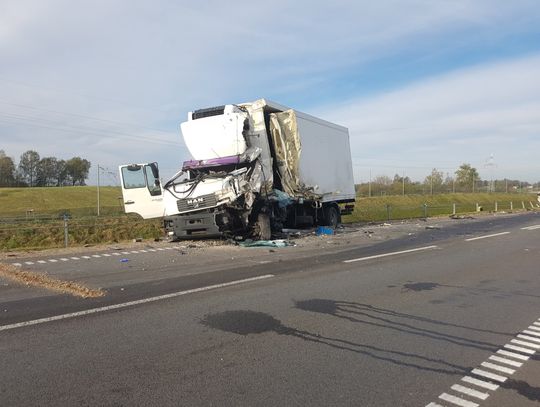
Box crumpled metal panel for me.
[269,110,302,196]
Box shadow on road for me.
[201,309,469,376]
[295,299,501,352]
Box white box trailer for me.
[119,99,355,240]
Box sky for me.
[1,0,539,185]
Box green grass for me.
[0,187,538,250]
[0,186,124,218]
[0,186,161,250]
[343,192,537,223]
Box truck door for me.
[119,162,165,219]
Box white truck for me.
[119,99,355,240]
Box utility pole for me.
[98,164,103,216]
[402,171,405,196]
[368,169,372,197]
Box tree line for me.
[0,150,91,187]
[356,163,535,196]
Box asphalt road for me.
[1,212,540,406]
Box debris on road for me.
[239,239,294,248]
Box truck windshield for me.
[122,165,146,189]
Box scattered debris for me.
[316,226,334,236]
[239,239,294,248]
[425,226,441,230]
[449,214,474,220]
[133,238,143,243]
[120,258,129,263]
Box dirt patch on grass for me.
[0,263,105,298]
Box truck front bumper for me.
[164,210,222,239]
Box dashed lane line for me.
[521,225,540,230]
[343,245,438,263]
[439,392,479,407]
[426,317,540,407]
[0,274,275,332]
[464,232,511,242]
[10,246,183,268]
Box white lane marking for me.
[148,249,157,252]
[130,251,139,254]
[439,392,479,407]
[164,247,173,250]
[523,329,540,337]
[102,254,111,257]
[157,248,165,251]
[471,368,507,383]
[121,252,130,255]
[461,376,499,391]
[37,260,47,264]
[496,349,529,361]
[480,361,515,375]
[48,259,58,263]
[139,250,147,253]
[343,245,438,263]
[0,274,275,332]
[426,403,445,407]
[527,325,540,331]
[504,344,535,354]
[521,225,540,230]
[465,232,510,242]
[13,263,21,267]
[70,257,80,260]
[60,258,69,261]
[92,255,101,258]
[81,256,91,259]
[112,253,121,256]
[488,355,522,367]
[533,321,540,327]
[24,261,34,265]
[511,339,540,349]
[517,334,540,343]
[451,384,489,400]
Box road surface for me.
[1,212,539,406]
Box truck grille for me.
[177,194,218,212]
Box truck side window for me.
[145,164,162,196]
[122,165,146,189]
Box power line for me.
[0,112,185,148]
[0,100,175,135]
[0,77,175,115]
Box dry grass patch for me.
[0,263,105,298]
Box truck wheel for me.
[323,205,339,229]
[253,213,271,240]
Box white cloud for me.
[0,1,539,184]
[319,54,540,181]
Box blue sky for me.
[1,0,539,185]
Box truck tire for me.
[323,205,339,229]
[253,213,271,240]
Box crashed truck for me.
[119,99,356,240]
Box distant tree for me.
[18,150,40,187]
[455,163,480,192]
[390,173,412,195]
[65,157,91,186]
[0,150,16,187]
[55,159,68,186]
[36,157,58,187]
[371,175,392,195]
[443,173,454,192]
[424,168,444,195]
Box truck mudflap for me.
[164,211,222,239]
